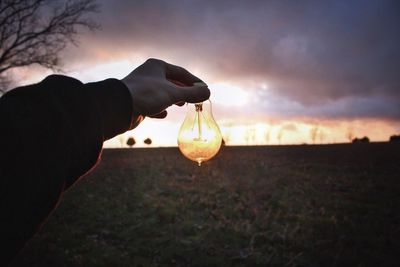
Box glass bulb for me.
[178,100,222,166]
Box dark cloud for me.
[66,0,400,119]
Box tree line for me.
[126,137,152,147]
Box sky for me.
[12,0,400,146]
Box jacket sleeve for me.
[0,75,134,265]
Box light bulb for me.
[178,100,222,166]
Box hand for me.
[122,58,210,127]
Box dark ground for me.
[10,143,400,267]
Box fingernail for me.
[193,82,208,87]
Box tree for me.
[346,127,354,143]
[389,135,400,143]
[264,128,270,144]
[277,128,284,145]
[352,136,370,144]
[0,0,99,91]
[143,138,152,145]
[223,123,233,145]
[319,129,325,144]
[223,133,231,145]
[249,127,256,144]
[310,125,319,144]
[126,137,135,147]
[361,136,370,143]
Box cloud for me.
[60,0,400,120]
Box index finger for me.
[171,84,210,103]
[165,62,204,86]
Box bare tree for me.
[346,127,354,143]
[277,128,284,145]
[223,125,231,145]
[0,0,99,92]
[223,132,231,145]
[249,127,256,144]
[310,125,319,144]
[264,128,270,144]
[319,129,325,144]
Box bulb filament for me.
[195,103,204,142]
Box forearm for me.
[0,75,135,264]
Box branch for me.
[0,1,43,49]
[0,0,99,79]
[0,0,43,65]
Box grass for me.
[11,143,400,267]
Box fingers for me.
[149,110,168,119]
[171,84,211,103]
[175,101,185,106]
[133,58,166,77]
[135,58,205,87]
[169,78,209,104]
[132,58,210,110]
[165,62,203,85]
[169,79,187,87]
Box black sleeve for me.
[0,75,134,265]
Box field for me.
[11,143,400,267]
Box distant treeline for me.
[351,135,400,144]
[389,135,400,142]
[352,137,370,143]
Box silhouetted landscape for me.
[11,143,400,267]
[2,1,400,267]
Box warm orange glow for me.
[216,119,398,145]
[11,56,399,148]
[103,117,399,148]
[177,101,222,165]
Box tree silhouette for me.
[249,127,256,144]
[346,127,354,143]
[264,128,270,144]
[389,135,400,143]
[319,129,325,144]
[223,123,233,145]
[277,128,284,145]
[126,137,136,147]
[143,138,152,145]
[0,0,99,91]
[352,136,370,144]
[310,125,319,144]
[223,133,231,145]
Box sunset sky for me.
[11,0,400,147]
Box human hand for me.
[122,58,210,128]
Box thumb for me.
[172,84,210,103]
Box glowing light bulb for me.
[178,100,222,166]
